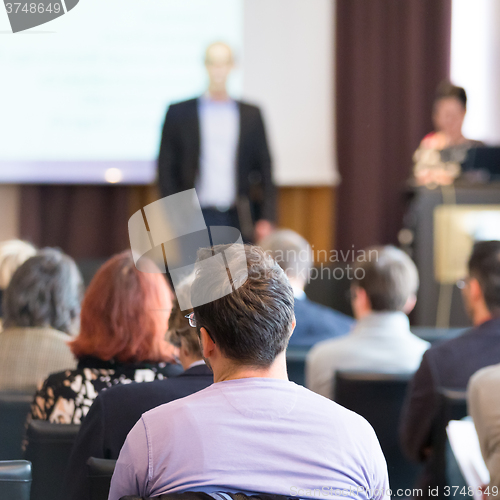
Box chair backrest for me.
[431,389,468,492]
[87,457,117,500]
[334,370,420,492]
[0,391,33,460]
[0,460,32,500]
[286,346,310,387]
[24,420,80,500]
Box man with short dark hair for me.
[400,240,500,497]
[109,245,389,500]
[306,246,429,399]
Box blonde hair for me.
[0,240,36,290]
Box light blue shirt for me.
[306,311,430,399]
[109,378,389,500]
[196,96,240,210]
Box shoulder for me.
[170,98,198,108]
[420,132,443,149]
[404,331,431,350]
[144,382,217,417]
[469,363,500,392]
[466,139,485,148]
[41,368,80,388]
[299,298,353,322]
[307,334,352,363]
[95,378,181,425]
[156,362,184,378]
[468,364,500,424]
[2,326,70,343]
[296,384,377,435]
[122,363,182,383]
[36,327,71,341]
[166,98,199,115]
[139,384,215,432]
[43,327,71,338]
[238,100,263,117]
[426,327,481,358]
[100,377,176,405]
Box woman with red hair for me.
[29,251,180,424]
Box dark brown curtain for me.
[20,185,131,259]
[335,0,452,251]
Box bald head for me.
[204,42,234,96]
[205,42,233,64]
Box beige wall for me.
[0,186,20,241]
[243,0,338,187]
[129,185,337,259]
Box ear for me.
[288,316,296,339]
[200,327,216,359]
[469,277,484,303]
[403,294,417,315]
[351,285,372,319]
[353,285,369,306]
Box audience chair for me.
[0,391,33,460]
[410,327,466,344]
[87,457,117,500]
[0,460,32,500]
[286,346,310,386]
[334,370,421,492]
[430,389,468,495]
[24,420,80,500]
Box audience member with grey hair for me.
[306,245,429,399]
[260,229,353,347]
[0,248,82,391]
[0,239,36,319]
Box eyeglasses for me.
[185,312,197,328]
[185,312,216,344]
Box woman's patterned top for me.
[29,356,182,424]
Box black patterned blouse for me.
[30,356,182,424]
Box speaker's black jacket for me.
[158,98,276,224]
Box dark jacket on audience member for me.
[399,317,500,496]
[62,363,213,500]
[289,296,354,348]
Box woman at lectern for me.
[413,81,483,187]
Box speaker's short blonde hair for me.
[0,240,36,290]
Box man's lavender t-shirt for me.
[109,378,389,500]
